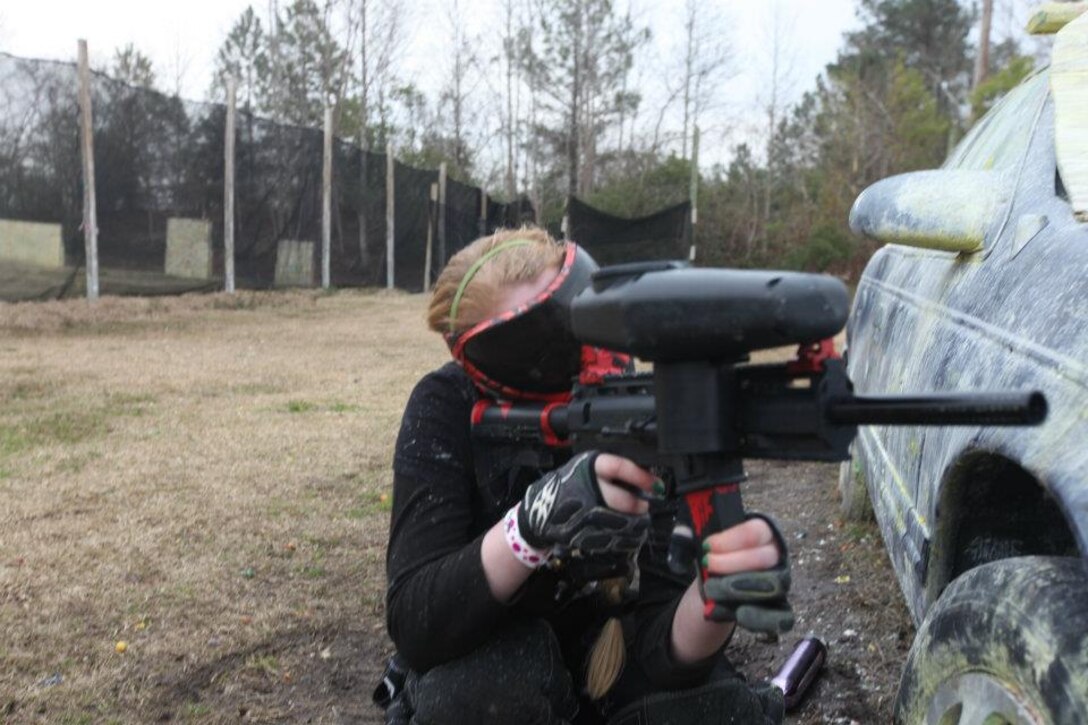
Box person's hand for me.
[512,452,652,564]
[700,514,793,634]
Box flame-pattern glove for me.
[702,513,794,634]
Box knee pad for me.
[409,620,579,725]
[605,677,784,725]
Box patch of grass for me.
[265,496,307,520]
[211,295,261,311]
[229,382,283,396]
[281,399,359,414]
[245,654,279,675]
[0,378,54,404]
[55,451,103,475]
[844,522,873,544]
[0,408,108,460]
[300,565,326,579]
[0,387,152,462]
[30,410,108,446]
[346,491,393,519]
[183,702,211,719]
[161,583,198,606]
[109,392,156,406]
[0,425,27,458]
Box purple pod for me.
[771,637,827,711]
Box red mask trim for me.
[445,243,581,402]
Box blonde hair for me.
[427,226,565,337]
[585,579,627,700]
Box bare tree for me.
[523,0,648,198]
[677,0,732,159]
[356,0,406,147]
[353,0,404,273]
[498,0,525,198]
[166,36,194,98]
[973,0,994,89]
[761,0,798,242]
[437,0,481,177]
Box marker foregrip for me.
[687,484,746,573]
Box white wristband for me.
[503,504,548,569]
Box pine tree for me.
[112,44,156,89]
[211,6,268,112]
[275,0,350,127]
[521,0,648,199]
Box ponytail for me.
[585,578,627,700]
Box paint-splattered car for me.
[841,7,1088,724]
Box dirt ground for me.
[0,290,912,724]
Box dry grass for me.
[0,289,852,723]
[0,289,449,723]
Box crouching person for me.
[380,228,790,724]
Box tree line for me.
[105,0,1039,278]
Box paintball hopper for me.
[570,261,850,362]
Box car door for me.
[848,72,1050,617]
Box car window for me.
[943,72,1049,171]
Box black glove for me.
[702,513,794,634]
[517,452,650,560]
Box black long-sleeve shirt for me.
[385,362,722,689]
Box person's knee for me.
[409,620,578,725]
[605,677,785,725]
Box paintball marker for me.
[471,261,1047,626]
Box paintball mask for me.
[447,241,599,401]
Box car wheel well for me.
[926,451,1077,607]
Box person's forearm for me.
[670,580,735,664]
[481,519,536,602]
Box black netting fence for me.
[566,196,691,266]
[0,52,533,302]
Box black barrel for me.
[827,391,1047,426]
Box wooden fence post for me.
[479,191,488,237]
[689,125,700,262]
[386,143,394,289]
[224,76,237,293]
[424,182,438,292]
[77,39,99,301]
[437,162,447,271]
[321,104,333,289]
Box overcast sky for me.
[0,0,1038,167]
[0,3,855,103]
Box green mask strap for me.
[449,238,536,333]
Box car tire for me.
[895,556,1088,725]
[837,455,872,522]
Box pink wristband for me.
[503,504,548,569]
